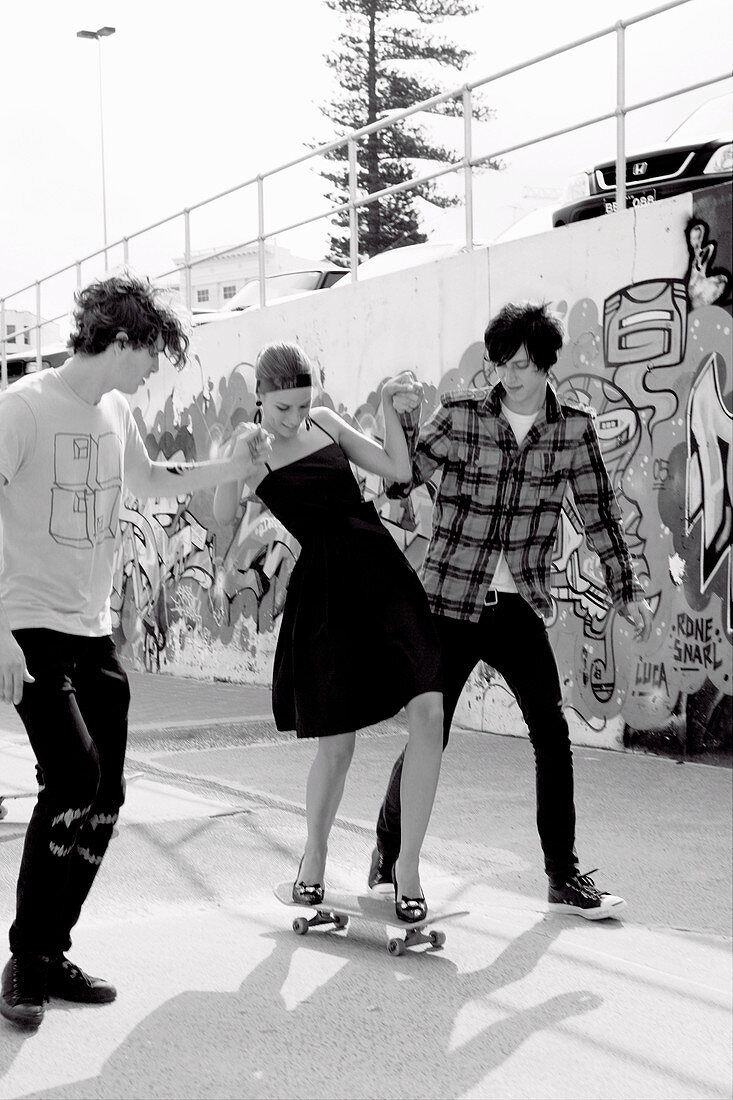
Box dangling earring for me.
[254,400,262,425]
[305,415,312,431]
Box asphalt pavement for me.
[0,670,730,1100]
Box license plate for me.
[603,189,657,214]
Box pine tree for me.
[320,0,499,263]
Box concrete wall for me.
[117,183,732,751]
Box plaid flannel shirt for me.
[388,382,643,621]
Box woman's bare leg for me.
[394,692,443,899]
[298,732,356,885]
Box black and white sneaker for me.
[0,955,49,1029]
[367,846,394,895]
[48,956,117,1004]
[548,870,627,920]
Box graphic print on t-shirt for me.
[50,431,122,548]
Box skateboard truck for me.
[275,882,466,956]
[291,906,447,955]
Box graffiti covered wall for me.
[118,183,732,752]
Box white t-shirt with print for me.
[490,403,542,594]
[0,370,152,636]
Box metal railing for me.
[1,0,729,389]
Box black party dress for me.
[255,423,442,738]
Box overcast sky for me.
[1,0,731,324]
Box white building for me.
[1,309,61,351]
[171,242,325,310]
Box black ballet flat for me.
[292,855,324,906]
[392,865,428,924]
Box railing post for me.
[257,176,266,307]
[463,86,474,250]
[76,261,83,290]
[1,299,7,391]
[35,282,42,372]
[183,209,192,311]
[348,138,359,279]
[615,21,627,215]
[123,236,129,267]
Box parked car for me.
[336,239,491,284]
[193,264,348,323]
[1,342,69,384]
[552,92,733,227]
[492,207,554,243]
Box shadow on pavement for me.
[20,917,600,1100]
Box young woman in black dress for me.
[214,342,443,922]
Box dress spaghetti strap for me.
[311,417,338,444]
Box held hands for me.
[382,371,423,415]
[228,424,273,474]
[0,630,34,706]
[622,599,653,642]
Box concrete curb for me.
[127,714,408,751]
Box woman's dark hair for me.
[255,342,315,391]
[69,272,190,369]
[484,302,564,374]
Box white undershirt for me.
[490,403,541,593]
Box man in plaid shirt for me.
[369,302,652,919]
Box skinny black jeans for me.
[376,595,579,886]
[9,629,129,958]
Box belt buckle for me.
[484,589,498,606]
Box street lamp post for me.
[77,26,115,266]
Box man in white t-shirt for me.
[0,273,269,1029]
[369,302,653,920]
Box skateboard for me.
[0,792,35,820]
[274,882,468,955]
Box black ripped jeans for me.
[10,629,129,958]
[376,595,579,886]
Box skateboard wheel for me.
[428,930,445,948]
[292,917,309,935]
[387,938,405,956]
[0,803,6,821]
[332,914,349,929]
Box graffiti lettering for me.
[686,351,733,631]
[676,613,714,642]
[672,613,724,671]
[653,458,670,491]
[686,220,731,308]
[604,279,688,369]
[672,637,723,672]
[634,661,669,694]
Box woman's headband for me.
[257,373,313,394]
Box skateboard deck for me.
[274,882,468,955]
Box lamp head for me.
[76,27,115,40]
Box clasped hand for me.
[228,424,273,471]
[383,370,423,415]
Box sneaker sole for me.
[548,899,627,920]
[0,1002,44,1028]
[48,990,117,1004]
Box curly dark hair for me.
[69,272,190,369]
[484,302,564,374]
